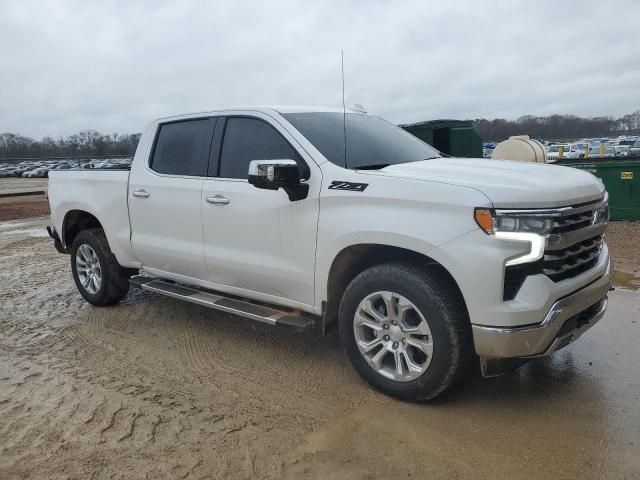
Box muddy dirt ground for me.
[0,195,50,222]
[1,217,639,480]
[0,177,50,221]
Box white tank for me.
[491,135,547,163]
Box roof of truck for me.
[156,106,361,122]
[273,105,360,114]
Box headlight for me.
[474,208,550,266]
[474,209,554,235]
[494,215,553,234]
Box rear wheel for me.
[71,228,131,306]
[338,263,473,401]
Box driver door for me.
[201,115,320,308]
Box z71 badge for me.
[328,181,368,192]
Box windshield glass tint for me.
[283,112,440,169]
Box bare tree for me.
[0,131,141,160]
[472,110,639,141]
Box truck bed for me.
[48,169,137,267]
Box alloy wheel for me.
[76,244,102,295]
[353,291,433,382]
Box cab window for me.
[219,117,307,179]
[150,119,214,176]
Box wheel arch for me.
[323,243,467,332]
[62,210,104,250]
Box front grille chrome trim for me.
[543,237,602,264]
[494,194,607,218]
[545,223,607,251]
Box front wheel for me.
[338,263,473,401]
[71,228,131,306]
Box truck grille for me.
[550,211,593,234]
[541,236,603,282]
[502,197,607,301]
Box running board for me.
[130,276,316,332]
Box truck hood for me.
[371,158,605,208]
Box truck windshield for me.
[283,112,441,169]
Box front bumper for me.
[472,258,612,358]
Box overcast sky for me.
[1,0,638,138]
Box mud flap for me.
[46,226,67,254]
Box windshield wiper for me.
[355,163,391,170]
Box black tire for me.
[338,263,473,401]
[71,228,131,306]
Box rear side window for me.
[219,117,305,179]
[150,119,213,176]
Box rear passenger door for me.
[129,117,216,281]
[201,114,320,309]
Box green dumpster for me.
[400,120,483,158]
[559,159,640,221]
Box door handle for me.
[132,189,150,198]
[206,195,230,205]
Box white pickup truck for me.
[47,107,611,401]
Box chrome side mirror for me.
[248,159,309,201]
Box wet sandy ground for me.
[0,219,639,479]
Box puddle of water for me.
[612,270,640,290]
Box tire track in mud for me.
[3,293,335,422]
[174,327,332,419]
[180,333,210,379]
[68,328,198,404]
[69,323,253,419]
[177,331,237,381]
[83,395,107,425]
[146,297,336,418]
[0,237,366,479]
[1,352,273,478]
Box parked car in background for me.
[588,145,615,158]
[571,143,589,157]
[613,145,630,157]
[629,140,640,156]
[482,141,496,158]
[0,157,132,178]
[546,143,571,161]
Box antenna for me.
[341,50,347,167]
